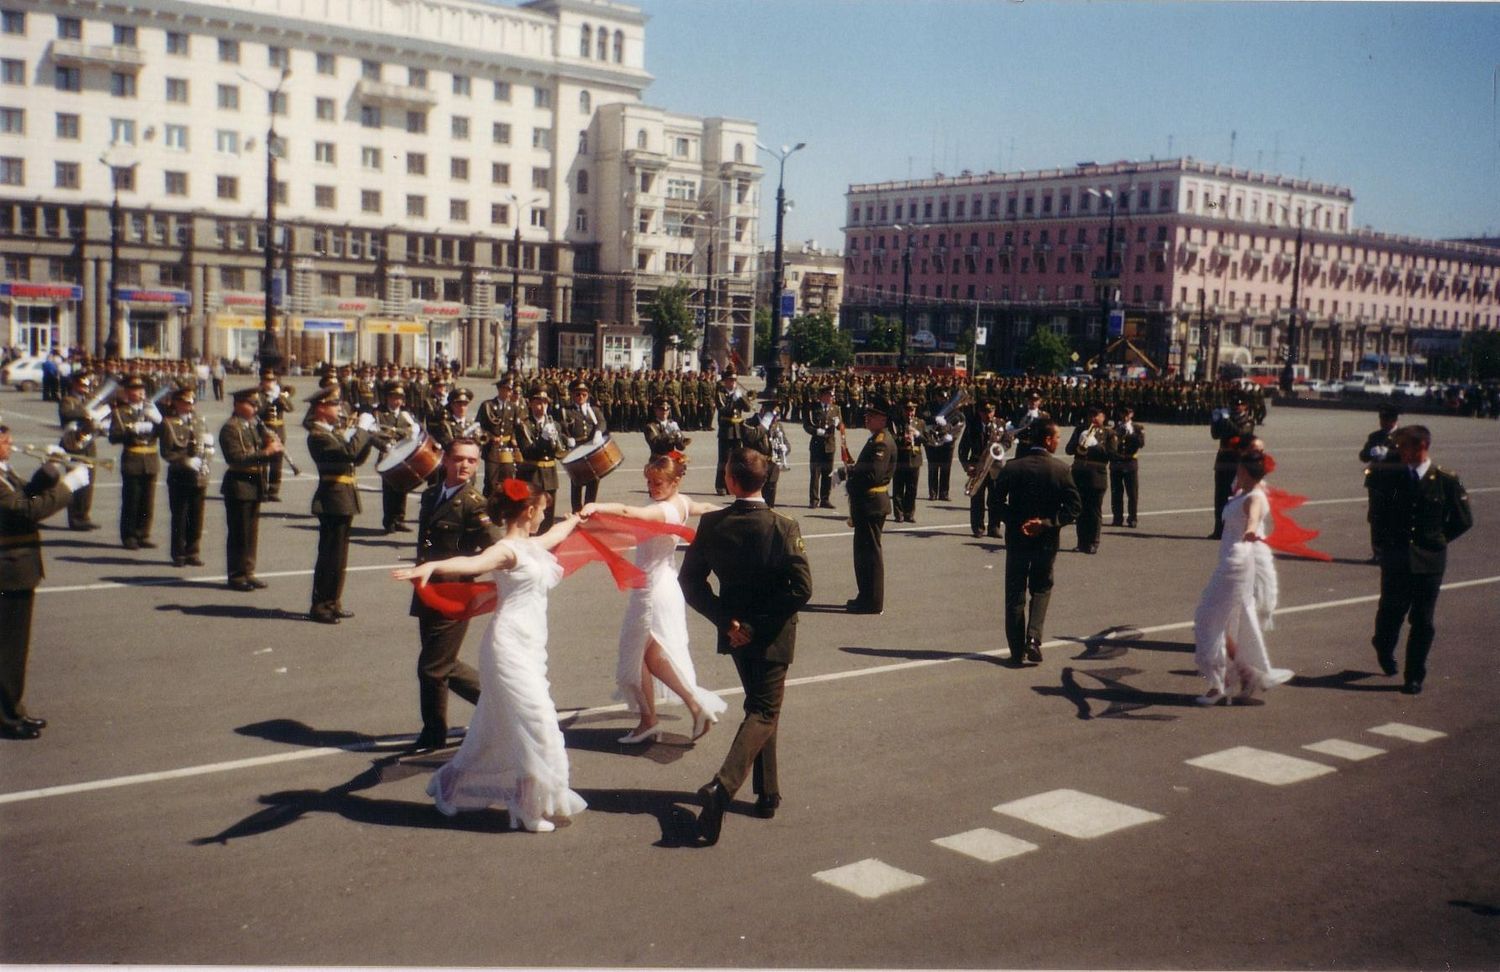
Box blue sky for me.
[634,0,1500,250]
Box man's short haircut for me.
[446,436,481,454]
[1394,424,1432,450]
[725,446,768,493]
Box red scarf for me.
[1263,485,1332,562]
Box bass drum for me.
[561,435,624,485]
[376,434,441,492]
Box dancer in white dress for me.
[583,453,727,743]
[393,479,586,832]
[1193,446,1293,705]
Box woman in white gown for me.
[583,453,727,744]
[1193,446,1294,705]
[393,479,586,833]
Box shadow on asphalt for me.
[1288,669,1404,693]
[561,725,693,766]
[1449,900,1500,918]
[235,718,386,749]
[1098,530,1209,542]
[839,645,1011,668]
[573,786,709,848]
[65,556,176,567]
[155,603,309,622]
[1063,629,1194,662]
[1033,665,1197,721]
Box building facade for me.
[841,158,1500,380]
[0,0,761,370]
[755,241,843,326]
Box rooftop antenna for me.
[1229,129,1237,167]
[1298,154,1306,178]
[1272,132,1281,172]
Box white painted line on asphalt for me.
[0,746,348,805]
[812,859,927,899]
[1185,746,1338,785]
[1302,739,1386,761]
[1368,722,1447,743]
[932,828,1039,863]
[992,788,1163,839]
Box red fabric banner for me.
[1264,484,1333,562]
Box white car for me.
[1,354,47,392]
[1393,381,1428,398]
[1308,379,1344,395]
[1344,372,1395,396]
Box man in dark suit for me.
[1065,403,1118,554]
[992,419,1081,666]
[1359,404,1402,562]
[847,396,895,614]
[1208,393,1256,538]
[219,387,283,591]
[680,447,812,845]
[409,438,502,752]
[0,424,89,739]
[306,386,377,624]
[1368,425,1472,694]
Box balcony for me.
[1244,248,1265,262]
[1032,243,1053,254]
[1151,240,1173,254]
[623,148,669,171]
[1070,243,1091,254]
[1181,241,1203,255]
[1407,269,1427,285]
[49,39,146,70]
[1212,244,1234,259]
[354,78,438,109]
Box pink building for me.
[840,158,1500,379]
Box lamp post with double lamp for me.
[891,224,926,372]
[684,210,717,371]
[239,67,292,374]
[1280,202,1322,394]
[97,148,137,359]
[504,194,545,375]
[756,140,805,396]
[1085,187,1120,376]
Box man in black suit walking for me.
[680,447,812,845]
[1368,425,1472,694]
[992,419,1081,666]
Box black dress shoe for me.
[409,730,448,753]
[71,521,100,531]
[696,780,730,846]
[1401,680,1423,695]
[266,495,282,503]
[1087,544,1099,555]
[819,501,836,509]
[136,539,157,549]
[334,609,355,619]
[972,529,983,538]
[1126,520,1137,528]
[172,558,187,568]
[185,556,205,567]
[122,540,140,550]
[1025,639,1043,663]
[248,578,269,589]
[1111,519,1124,528]
[1376,650,1399,677]
[845,599,882,615]
[986,528,1004,539]
[309,611,341,625]
[1,723,41,740]
[228,579,255,592]
[1208,530,1224,540]
[19,715,46,730]
[755,793,781,819]
[390,523,412,533]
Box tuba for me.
[963,420,1010,497]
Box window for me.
[316,52,335,75]
[532,128,551,150]
[597,30,607,60]
[613,30,624,62]
[452,74,470,96]
[111,72,136,98]
[492,121,511,145]
[360,190,381,214]
[164,171,187,196]
[406,194,426,218]
[55,66,80,91]
[493,79,511,101]
[405,151,426,175]
[269,91,287,116]
[0,107,22,134]
[360,146,381,170]
[163,123,187,150]
[314,141,336,164]
[360,105,381,128]
[1,59,22,85]
[406,110,426,134]
[166,31,188,54]
[58,17,82,39]
[490,203,510,225]
[165,77,188,103]
[56,113,79,139]
[531,167,548,190]
[268,46,288,69]
[534,86,551,109]
[529,207,547,228]
[215,130,239,153]
[316,97,335,121]
[635,129,647,150]
[110,118,136,144]
[450,157,469,181]
[491,162,510,185]
[580,23,591,57]
[673,137,690,158]
[217,84,239,110]
[310,185,335,209]
[451,115,469,139]
[216,175,239,200]
[576,171,588,195]
[450,199,468,222]
[1,10,23,34]
[666,178,696,200]
[579,90,591,114]
[107,165,134,191]
[55,161,79,189]
[361,59,381,81]
[218,38,240,63]
[113,24,137,46]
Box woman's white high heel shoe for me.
[511,814,555,833]
[1194,689,1228,706]
[618,724,664,745]
[691,709,718,741]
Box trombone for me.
[21,443,116,471]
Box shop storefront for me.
[214,312,267,368]
[295,317,358,366]
[0,282,80,354]
[116,288,192,359]
[363,318,427,364]
[411,301,465,369]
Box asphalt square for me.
[992,788,1163,839]
[1303,738,1387,761]
[1186,746,1337,785]
[1368,722,1447,743]
[932,828,1040,863]
[812,859,927,900]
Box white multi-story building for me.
[0,0,760,370]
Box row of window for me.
[577,23,626,63]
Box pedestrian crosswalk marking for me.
[1303,739,1386,761]
[1368,722,1447,743]
[933,828,1039,863]
[812,859,927,899]
[1186,746,1337,785]
[992,788,1163,839]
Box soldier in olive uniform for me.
[1065,404,1119,554]
[428,388,485,453]
[256,368,295,502]
[643,397,689,457]
[107,375,163,549]
[960,401,1009,539]
[740,395,784,508]
[306,387,378,624]
[220,387,283,591]
[374,383,421,533]
[921,390,960,502]
[408,438,504,752]
[477,377,523,495]
[515,387,564,532]
[1208,394,1256,539]
[846,397,896,614]
[891,399,926,524]
[561,379,608,512]
[802,385,842,509]
[158,386,210,567]
[713,369,752,495]
[56,371,101,530]
[1109,405,1146,528]
[1359,404,1403,561]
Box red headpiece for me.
[501,477,531,502]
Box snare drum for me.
[376,434,441,492]
[561,435,624,484]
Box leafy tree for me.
[754,306,774,367]
[787,311,854,368]
[1019,326,1072,375]
[643,283,698,369]
[864,315,904,353]
[1462,329,1500,381]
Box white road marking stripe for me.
[812,859,927,899]
[992,788,1163,839]
[1303,739,1387,761]
[1186,746,1338,785]
[932,828,1039,863]
[1368,722,1447,743]
[0,746,349,805]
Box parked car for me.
[1393,381,1428,398]
[1307,379,1345,395]
[1344,371,1395,396]
[1,354,47,392]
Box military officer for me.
[55,370,102,530]
[1208,393,1256,539]
[374,382,421,533]
[428,387,485,453]
[256,368,295,502]
[643,396,689,457]
[1359,404,1403,561]
[713,368,751,495]
[891,399,926,524]
[846,396,896,614]
[740,394,785,508]
[107,375,163,549]
[959,400,1009,539]
[561,379,608,512]
[408,437,502,752]
[921,390,961,502]
[306,386,378,624]
[477,376,523,494]
[802,385,842,509]
[158,385,210,567]
[220,387,283,591]
[1065,403,1118,554]
[1109,404,1146,528]
[515,386,564,532]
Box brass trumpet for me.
[22,444,116,471]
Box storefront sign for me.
[320,297,378,315]
[116,287,192,307]
[214,313,266,329]
[411,301,464,319]
[363,318,427,335]
[295,317,356,333]
[221,292,267,307]
[0,282,84,301]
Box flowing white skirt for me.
[615,562,727,719]
[1193,539,1293,696]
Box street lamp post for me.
[243,67,292,374]
[97,153,136,360]
[1280,203,1322,393]
[757,141,805,396]
[892,223,924,372]
[504,194,544,375]
[1086,188,1118,375]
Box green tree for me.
[787,311,854,368]
[1019,327,1072,375]
[644,283,699,369]
[754,306,774,367]
[865,315,904,353]
[1462,329,1500,381]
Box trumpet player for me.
[713,368,751,496]
[802,385,841,510]
[220,386,284,592]
[846,396,895,615]
[307,386,379,625]
[1065,403,1119,555]
[1109,405,1146,529]
[56,370,101,531]
[158,386,209,567]
[0,423,91,740]
[107,375,162,550]
[740,394,785,508]
[644,396,689,457]
[960,400,1010,539]
[891,399,926,524]
[256,368,295,503]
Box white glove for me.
[592,430,604,445]
[942,433,953,444]
[201,433,215,449]
[134,420,154,435]
[1369,445,1387,459]
[816,427,827,436]
[935,415,948,427]
[203,443,216,457]
[188,457,204,473]
[269,383,281,399]
[1123,422,1134,434]
[566,437,577,448]
[356,411,378,432]
[89,404,110,423]
[343,426,359,442]
[62,465,90,491]
[45,444,68,460]
[144,405,162,424]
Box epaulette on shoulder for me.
[771,508,797,523]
